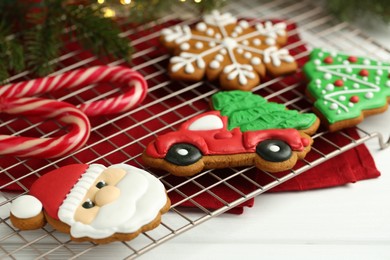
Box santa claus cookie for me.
[143,91,319,176]
[10,164,170,244]
[304,48,390,132]
[160,10,297,91]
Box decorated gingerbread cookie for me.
[142,91,319,176]
[10,164,170,244]
[160,10,297,91]
[304,48,390,132]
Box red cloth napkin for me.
[0,19,380,215]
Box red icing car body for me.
[145,111,310,159]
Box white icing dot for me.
[215,33,222,39]
[365,92,374,99]
[209,41,216,47]
[265,38,276,45]
[237,48,244,54]
[375,76,381,81]
[345,67,353,73]
[215,54,224,62]
[377,70,383,75]
[269,145,281,153]
[209,60,220,69]
[324,73,332,80]
[177,149,189,156]
[344,86,348,90]
[330,51,337,57]
[242,40,249,45]
[363,77,368,81]
[337,57,342,62]
[325,84,334,91]
[219,49,227,55]
[231,32,238,38]
[185,63,195,74]
[318,52,324,57]
[206,28,214,36]
[342,77,347,81]
[253,38,261,46]
[315,79,321,84]
[180,43,190,50]
[251,57,261,65]
[195,42,203,49]
[330,103,339,110]
[343,60,350,65]
[321,90,326,94]
[234,26,243,34]
[239,20,249,28]
[196,22,207,32]
[363,59,370,65]
[314,59,321,65]
[348,102,354,107]
[386,80,390,87]
[337,110,342,115]
[324,101,328,105]
[339,96,346,101]
[244,52,252,59]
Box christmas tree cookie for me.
[160,10,297,91]
[304,48,390,132]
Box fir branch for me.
[0,19,25,80]
[24,8,63,76]
[327,0,390,23]
[64,5,131,62]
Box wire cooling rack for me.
[1,0,390,258]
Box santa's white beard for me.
[68,167,167,239]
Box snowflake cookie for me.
[160,10,297,91]
[304,48,390,132]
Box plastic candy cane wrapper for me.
[0,66,148,159]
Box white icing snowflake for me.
[161,10,297,90]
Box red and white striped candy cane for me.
[0,65,148,116]
[0,65,147,158]
[0,97,90,158]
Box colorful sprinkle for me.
[348,56,357,63]
[359,69,369,77]
[350,96,359,103]
[324,56,333,64]
[334,79,344,87]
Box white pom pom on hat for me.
[11,195,43,219]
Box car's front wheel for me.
[256,139,292,162]
[165,143,202,166]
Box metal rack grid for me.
[1,0,389,258]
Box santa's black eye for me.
[82,199,95,209]
[96,181,107,189]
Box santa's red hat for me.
[10,164,104,229]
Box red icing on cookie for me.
[350,96,359,103]
[323,56,333,64]
[29,164,89,220]
[348,56,358,63]
[145,111,308,159]
[334,79,344,87]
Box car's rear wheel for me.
[256,139,292,162]
[165,143,202,166]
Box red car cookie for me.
[143,91,319,176]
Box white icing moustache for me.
[69,165,167,239]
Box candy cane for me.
[0,66,148,116]
[0,66,147,159]
[0,97,90,158]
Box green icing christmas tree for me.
[211,91,317,131]
[304,48,390,125]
